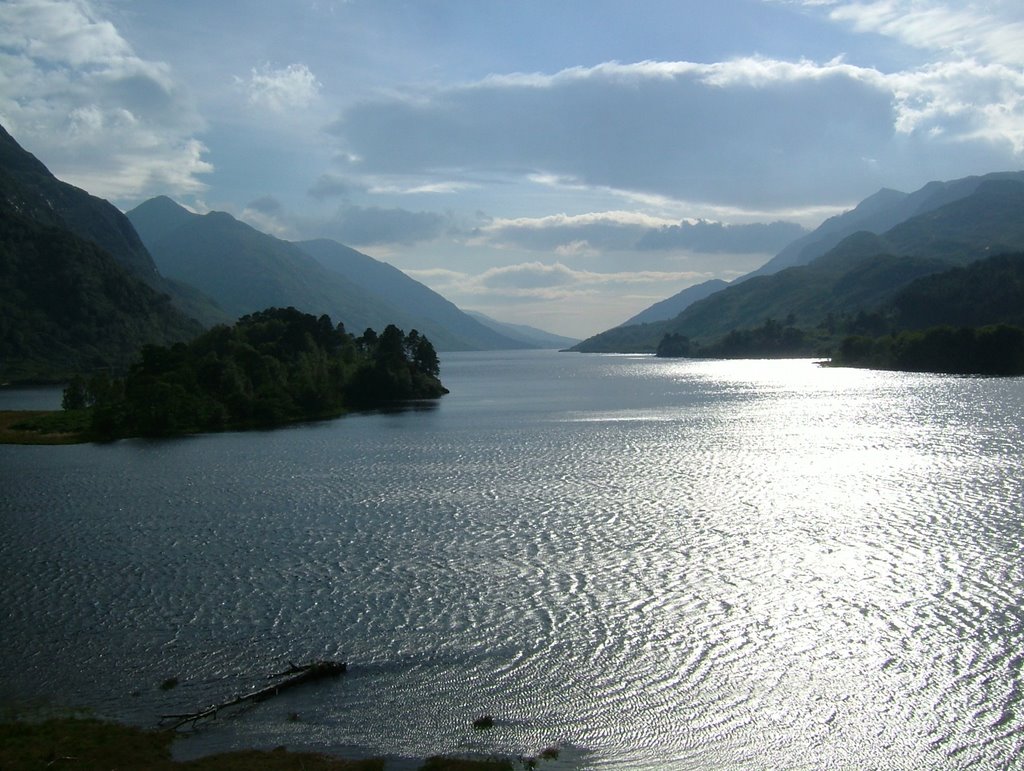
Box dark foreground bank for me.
[0,716,541,771]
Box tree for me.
[413,336,440,377]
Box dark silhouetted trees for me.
[64,307,447,437]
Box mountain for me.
[830,252,1024,374]
[0,126,203,381]
[0,125,224,327]
[887,251,1024,331]
[127,198,526,351]
[606,170,1024,340]
[746,171,1024,279]
[619,278,729,326]
[294,239,526,351]
[573,177,1024,353]
[464,311,579,349]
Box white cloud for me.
[243,63,321,113]
[483,211,679,232]
[470,209,806,255]
[409,261,713,301]
[331,53,1021,210]
[823,1,1024,66]
[555,240,599,258]
[887,59,1024,151]
[0,0,210,200]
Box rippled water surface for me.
[2,352,1024,769]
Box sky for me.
[1,0,1023,338]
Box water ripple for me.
[2,356,1023,768]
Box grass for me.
[0,717,527,771]
[0,410,91,445]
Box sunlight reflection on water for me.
[2,353,1023,769]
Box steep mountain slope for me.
[619,278,728,327]
[0,125,224,327]
[129,199,391,330]
[0,185,202,381]
[604,170,1024,342]
[294,239,526,350]
[887,252,1024,330]
[128,199,526,351]
[573,178,1024,352]
[747,171,1024,278]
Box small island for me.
[5,307,448,443]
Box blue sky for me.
[2,0,1023,337]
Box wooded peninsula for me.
[10,306,448,442]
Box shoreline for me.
[0,715,522,770]
[0,410,89,445]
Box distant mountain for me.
[0,126,203,381]
[128,198,526,351]
[746,171,1024,279]
[619,278,729,327]
[607,170,1024,339]
[464,311,579,349]
[573,177,1024,352]
[294,239,526,351]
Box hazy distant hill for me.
[464,311,579,349]
[573,177,1024,352]
[128,198,526,351]
[294,239,527,351]
[618,278,729,327]
[0,126,203,380]
[600,170,1024,342]
[746,171,1024,279]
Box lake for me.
[2,350,1023,769]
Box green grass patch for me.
[0,410,91,444]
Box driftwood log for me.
[160,659,346,729]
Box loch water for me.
[2,351,1023,769]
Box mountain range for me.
[464,311,579,349]
[5,113,1023,379]
[1,120,571,381]
[574,171,1024,352]
[126,197,528,352]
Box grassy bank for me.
[0,717,518,770]
[0,410,90,445]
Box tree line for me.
[62,307,447,437]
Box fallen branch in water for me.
[160,659,346,730]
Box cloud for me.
[321,204,448,246]
[471,209,806,255]
[246,195,284,214]
[308,173,358,201]
[822,1,1024,67]
[0,0,210,200]
[636,219,808,253]
[409,261,712,302]
[475,210,676,252]
[243,63,321,113]
[328,53,1023,207]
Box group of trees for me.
[657,316,812,359]
[832,324,1024,375]
[63,307,446,437]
